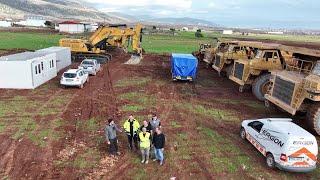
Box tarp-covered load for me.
[171,53,198,81]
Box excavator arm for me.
[88,24,143,55]
[59,23,143,62]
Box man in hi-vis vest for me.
[123,114,140,150]
[139,127,151,164]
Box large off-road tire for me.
[307,104,320,135]
[266,153,275,169]
[252,74,272,101]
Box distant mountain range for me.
[0,0,126,23]
[0,0,218,27]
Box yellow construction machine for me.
[228,42,295,101]
[59,24,143,63]
[212,41,255,77]
[265,46,320,134]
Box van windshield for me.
[64,73,77,78]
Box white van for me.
[240,118,318,172]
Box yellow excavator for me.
[59,24,143,63]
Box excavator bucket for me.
[125,54,143,65]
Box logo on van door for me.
[261,129,284,147]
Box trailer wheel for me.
[240,127,246,140]
[266,153,275,169]
[307,104,320,135]
[252,74,272,101]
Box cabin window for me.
[38,64,41,74]
[263,52,273,60]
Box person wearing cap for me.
[139,127,151,164]
[105,118,122,156]
[123,114,140,150]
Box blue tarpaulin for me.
[171,53,198,81]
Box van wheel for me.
[266,153,275,168]
[307,104,320,135]
[252,74,272,101]
[240,127,246,140]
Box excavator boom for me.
[59,23,143,63]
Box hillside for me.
[0,0,127,23]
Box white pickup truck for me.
[79,59,101,76]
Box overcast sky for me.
[87,0,320,29]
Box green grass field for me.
[0,31,319,54]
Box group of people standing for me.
[104,114,166,166]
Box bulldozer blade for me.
[124,54,143,65]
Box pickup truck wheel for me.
[252,74,272,101]
[266,153,275,169]
[240,127,246,140]
[307,104,320,135]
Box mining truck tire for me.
[307,104,320,135]
[252,74,272,101]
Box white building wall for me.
[16,19,46,27]
[0,61,33,89]
[223,30,233,35]
[0,52,57,89]
[37,47,71,72]
[0,21,12,27]
[59,24,85,33]
[30,53,57,89]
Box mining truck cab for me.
[229,48,283,93]
[212,43,249,75]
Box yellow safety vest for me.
[123,119,140,134]
[139,132,151,148]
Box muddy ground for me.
[0,51,319,179]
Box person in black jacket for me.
[152,127,165,165]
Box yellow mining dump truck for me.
[59,24,143,62]
[193,43,212,62]
[202,40,239,66]
[212,41,259,77]
[265,46,320,134]
[228,42,296,101]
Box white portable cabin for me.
[0,52,57,89]
[37,47,71,72]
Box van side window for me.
[248,121,264,133]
